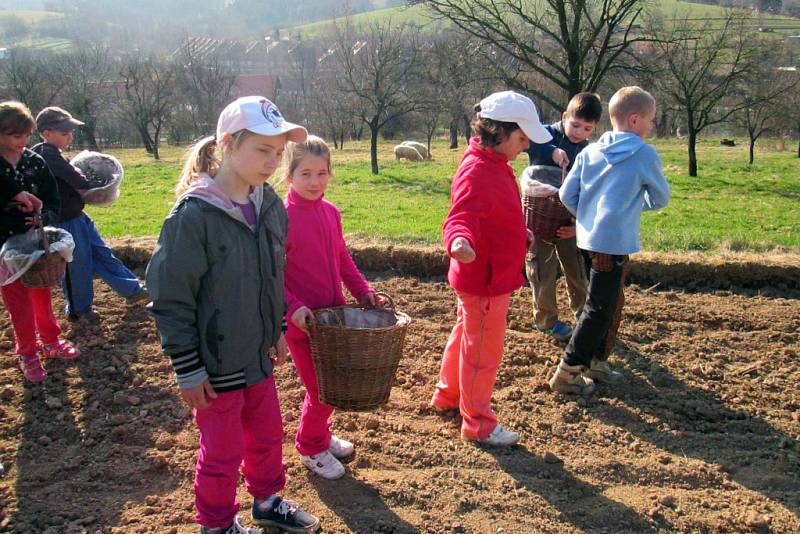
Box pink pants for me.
[0,279,61,356]
[287,324,333,456]
[193,375,286,529]
[432,291,511,440]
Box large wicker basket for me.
[20,220,66,289]
[308,294,410,411]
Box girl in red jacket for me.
[283,135,383,479]
[431,91,552,446]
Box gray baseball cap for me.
[35,106,85,132]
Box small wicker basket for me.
[20,218,66,289]
[523,193,574,242]
[308,293,410,411]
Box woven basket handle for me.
[375,292,394,309]
[35,212,48,257]
[308,308,345,330]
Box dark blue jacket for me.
[524,121,589,172]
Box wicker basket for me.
[20,220,66,289]
[523,193,574,242]
[308,293,410,411]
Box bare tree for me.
[647,11,757,177]
[0,49,64,114]
[117,57,177,160]
[734,48,799,165]
[334,19,421,174]
[174,43,239,137]
[414,31,497,152]
[419,0,649,112]
[53,44,115,150]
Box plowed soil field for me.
[0,272,798,533]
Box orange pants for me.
[432,291,511,440]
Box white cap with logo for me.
[216,95,308,143]
[478,91,552,144]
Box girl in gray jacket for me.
[146,97,320,534]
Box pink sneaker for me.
[39,340,80,360]
[19,355,47,382]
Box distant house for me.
[230,73,280,101]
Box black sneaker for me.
[252,496,320,533]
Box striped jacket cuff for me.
[168,348,209,390]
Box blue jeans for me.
[57,214,141,316]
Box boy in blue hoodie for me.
[548,86,671,395]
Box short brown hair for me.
[608,87,656,122]
[471,104,519,147]
[0,101,34,135]
[566,92,602,123]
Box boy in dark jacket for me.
[522,92,602,341]
[32,107,147,321]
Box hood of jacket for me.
[595,131,645,165]
[177,173,265,229]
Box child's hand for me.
[24,213,41,229]
[450,237,476,263]
[270,333,288,366]
[291,306,314,335]
[552,148,570,169]
[556,225,576,239]
[180,379,218,409]
[12,192,42,213]
[360,292,390,308]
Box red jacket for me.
[443,137,527,297]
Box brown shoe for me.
[548,360,596,395]
[585,358,623,384]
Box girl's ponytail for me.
[176,135,219,197]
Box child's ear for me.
[562,111,569,122]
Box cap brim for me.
[519,119,552,144]
[43,118,84,132]
[247,121,308,143]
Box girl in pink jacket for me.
[432,91,553,447]
[283,135,382,480]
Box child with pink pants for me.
[283,135,381,480]
[432,91,553,447]
[147,97,319,534]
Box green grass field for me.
[84,137,800,254]
[291,1,799,36]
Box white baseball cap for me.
[216,96,308,143]
[478,91,552,144]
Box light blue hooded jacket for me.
[559,131,671,255]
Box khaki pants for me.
[525,236,588,330]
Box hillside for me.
[291,0,800,35]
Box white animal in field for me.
[400,141,432,160]
[394,144,425,162]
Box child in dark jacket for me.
[521,92,602,341]
[147,96,319,534]
[0,101,79,383]
[32,107,146,321]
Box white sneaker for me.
[301,450,345,480]
[328,435,354,459]
[478,424,519,447]
[200,516,260,534]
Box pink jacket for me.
[443,137,528,297]
[284,187,373,317]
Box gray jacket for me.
[146,176,287,391]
